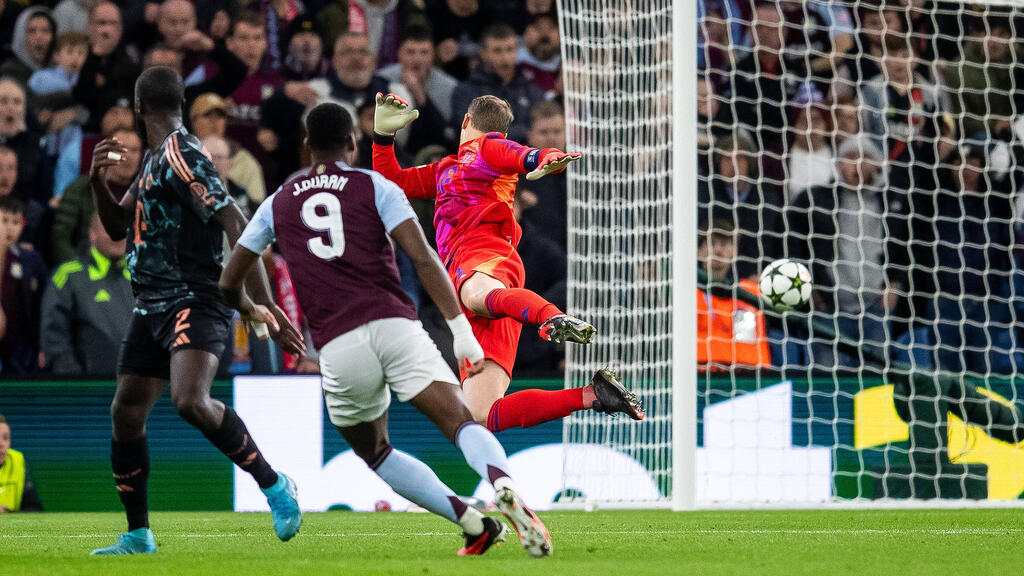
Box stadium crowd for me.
[0,0,568,378]
[698,0,1024,375]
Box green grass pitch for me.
[2,509,1021,575]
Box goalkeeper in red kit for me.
[372,93,643,432]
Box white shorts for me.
[319,317,458,427]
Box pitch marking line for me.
[4,528,1024,539]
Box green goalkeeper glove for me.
[374,92,419,136]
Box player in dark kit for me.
[219,103,552,558]
[88,67,307,555]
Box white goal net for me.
[560,0,1024,507]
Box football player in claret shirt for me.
[88,67,306,555]
[219,103,552,557]
[372,93,643,433]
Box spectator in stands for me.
[225,12,283,187]
[699,131,784,280]
[51,128,140,265]
[861,33,953,312]
[860,34,949,168]
[202,134,253,216]
[0,146,14,199]
[0,196,47,376]
[346,0,429,69]
[697,74,733,167]
[190,94,266,204]
[73,2,139,134]
[40,213,132,375]
[778,0,853,83]
[517,13,560,96]
[940,15,1023,138]
[29,32,90,165]
[450,24,545,144]
[0,7,55,85]
[518,100,568,250]
[53,103,132,200]
[428,0,491,80]
[698,0,750,83]
[786,135,893,366]
[928,137,1024,374]
[378,27,459,153]
[281,16,329,81]
[728,2,794,153]
[143,41,248,118]
[156,0,196,49]
[697,218,770,370]
[0,414,43,513]
[514,187,567,375]
[313,31,409,114]
[834,1,906,98]
[785,84,833,202]
[830,93,860,149]
[0,77,52,234]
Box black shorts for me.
[117,300,232,380]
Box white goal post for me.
[558,0,1024,509]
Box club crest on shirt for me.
[190,181,215,207]
[10,262,22,279]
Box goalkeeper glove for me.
[447,314,485,374]
[526,150,582,181]
[374,92,419,136]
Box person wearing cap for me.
[281,16,329,81]
[189,93,266,204]
[785,135,904,367]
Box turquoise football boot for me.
[262,472,302,541]
[90,528,157,555]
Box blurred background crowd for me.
[4,0,1021,382]
[0,0,569,378]
[697,0,1024,377]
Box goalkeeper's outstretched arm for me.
[372,92,439,199]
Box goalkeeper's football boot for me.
[539,314,595,344]
[262,472,302,541]
[591,369,644,420]
[90,527,157,555]
[458,516,508,556]
[495,487,552,558]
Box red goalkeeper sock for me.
[486,388,585,432]
[484,288,562,325]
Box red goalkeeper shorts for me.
[447,235,526,380]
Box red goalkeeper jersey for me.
[372,132,555,263]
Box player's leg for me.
[168,348,301,541]
[321,324,505,555]
[379,318,550,557]
[464,320,644,430]
[92,312,168,556]
[460,270,595,344]
[91,373,166,555]
[408,381,551,557]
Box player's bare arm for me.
[389,217,485,375]
[219,242,306,358]
[89,137,134,241]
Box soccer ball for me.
[758,259,812,311]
